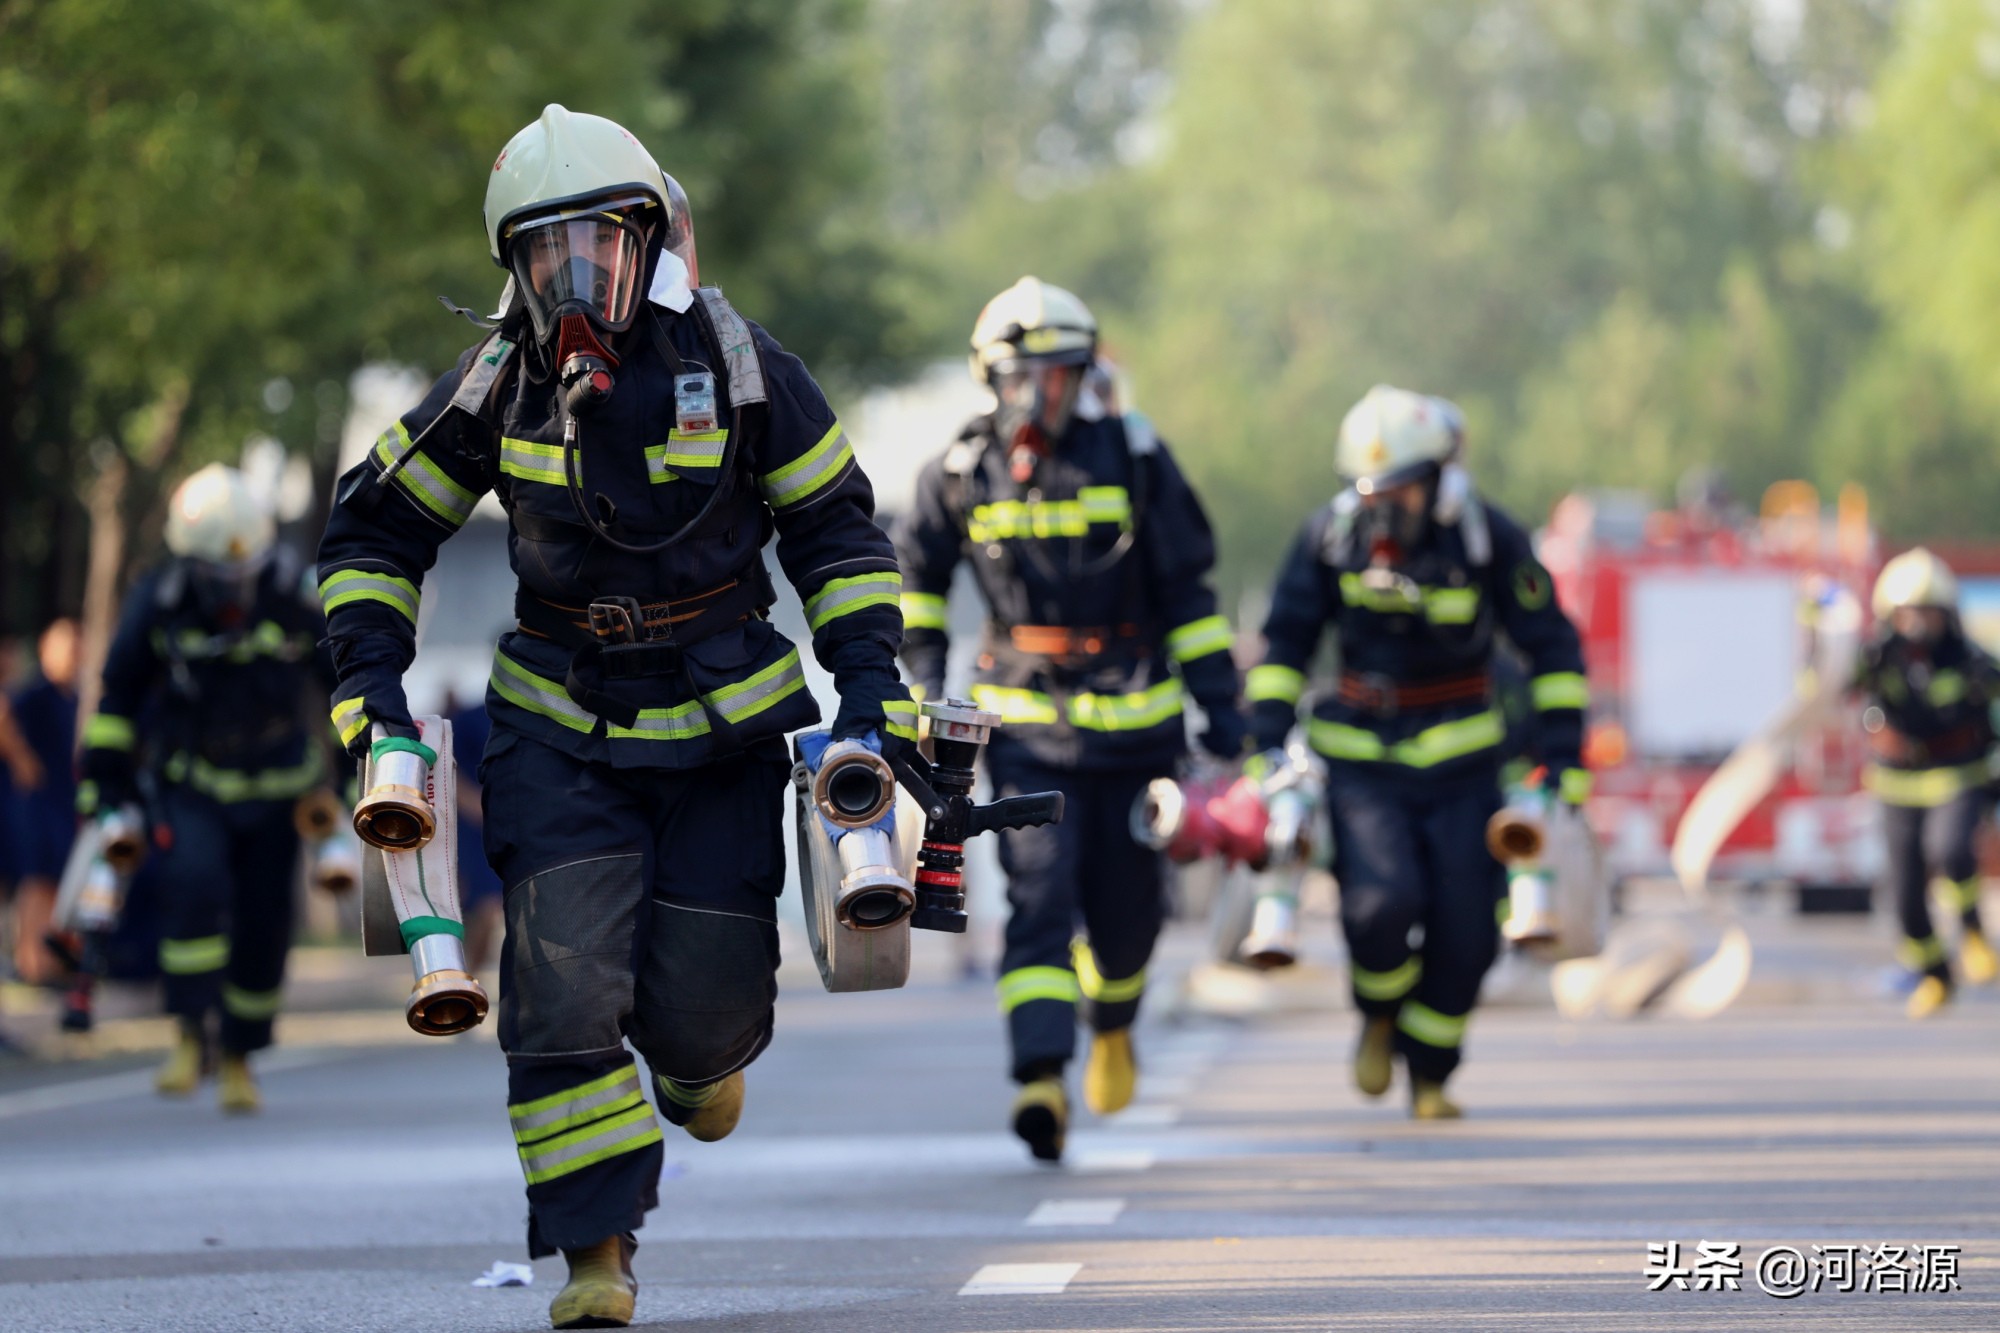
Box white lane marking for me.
[960,1262,1082,1295]
[1106,1104,1180,1128]
[1070,1148,1155,1173]
[1027,1198,1125,1226]
[0,1046,344,1121]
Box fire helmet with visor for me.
[484,105,697,343]
[1872,547,1959,622]
[1334,384,1466,495]
[969,278,1099,463]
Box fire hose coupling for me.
[1488,784,1558,946]
[354,731,439,851]
[806,737,916,932]
[405,931,489,1037]
[1133,745,1327,871]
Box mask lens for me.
[508,211,646,338]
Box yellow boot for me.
[154,1030,204,1097]
[659,1070,743,1143]
[1083,1028,1137,1115]
[1960,932,1998,986]
[217,1053,261,1114]
[1011,1077,1067,1163]
[549,1235,636,1330]
[1906,975,1952,1019]
[1353,1015,1395,1099]
[1411,1078,1463,1121]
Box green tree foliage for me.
[0,0,902,634]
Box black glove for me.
[1198,705,1250,761]
[832,701,915,767]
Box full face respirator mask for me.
[504,198,656,418]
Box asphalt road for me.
[1,931,1996,1332]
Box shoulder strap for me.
[451,329,518,419]
[692,286,769,408]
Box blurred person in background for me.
[7,619,82,987]
[77,464,335,1112]
[1856,548,1998,1018]
[1245,386,1588,1120]
[895,277,1245,1164]
[317,105,913,1329]
[443,689,504,972]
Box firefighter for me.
[1858,548,1998,1019]
[317,106,912,1329]
[77,464,334,1113]
[894,277,1245,1163]
[1246,385,1587,1119]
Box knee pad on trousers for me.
[502,853,641,1056]
[628,895,778,1085]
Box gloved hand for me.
[77,748,137,817]
[1554,765,1591,808]
[1243,747,1290,783]
[799,730,897,842]
[832,695,916,767]
[1197,705,1249,761]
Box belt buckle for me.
[588,596,645,645]
[1357,671,1398,719]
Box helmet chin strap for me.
[556,314,619,418]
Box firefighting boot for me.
[1353,1015,1395,1098]
[1410,1078,1463,1121]
[1083,1028,1137,1115]
[549,1234,636,1330]
[658,1071,743,1143]
[154,1028,205,1097]
[217,1053,261,1114]
[1959,931,1998,986]
[1906,974,1952,1020]
[1011,1076,1067,1163]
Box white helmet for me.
[1335,384,1466,493]
[165,464,274,566]
[1873,547,1958,621]
[968,277,1098,384]
[484,105,696,341]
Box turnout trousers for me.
[481,730,787,1258]
[1326,761,1505,1084]
[990,747,1166,1083]
[154,785,300,1055]
[1881,788,1986,982]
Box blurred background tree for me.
[6,0,2000,629]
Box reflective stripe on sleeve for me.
[1351,956,1421,1001]
[1071,939,1145,1004]
[758,422,853,510]
[997,965,1082,1013]
[1165,615,1233,664]
[882,698,919,743]
[1246,664,1306,706]
[331,697,370,748]
[161,935,229,975]
[83,713,135,751]
[1531,672,1590,711]
[899,591,948,631]
[319,568,420,625]
[388,445,477,528]
[1396,1001,1468,1049]
[804,571,902,633]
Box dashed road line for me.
[1027,1198,1126,1226]
[960,1262,1083,1294]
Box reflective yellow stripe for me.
[1531,672,1591,711]
[161,935,229,975]
[882,698,919,743]
[996,965,1081,1013]
[1933,876,1984,914]
[1070,939,1145,1004]
[1166,615,1234,664]
[1246,664,1305,706]
[1559,767,1594,805]
[517,1102,662,1186]
[1397,1001,1467,1049]
[656,1073,722,1111]
[659,427,728,470]
[509,1066,647,1143]
[84,713,135,751]
[1423,586,1481,625]
[968,487,1132,542]
[900,591,948,630]
[500,436,566,485]
[804,571,902,632]
[970,685,1061,726]
[1864,761,1990,808]
[331,697,370,748]
[490,649,597,733]
[165,751,324,803]
[705,649,809,724]
[1898,934,1946,970]
[1928,671,1966,707]
[222,984,283,1021]
[1307,709,1503,767]
[319,568,420,624]
[1351,957,1421,1001]
[1067,679,1184,731]
[759,422,853,509]
[391,447,477,528]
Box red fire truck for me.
[1538,482,1880,898]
